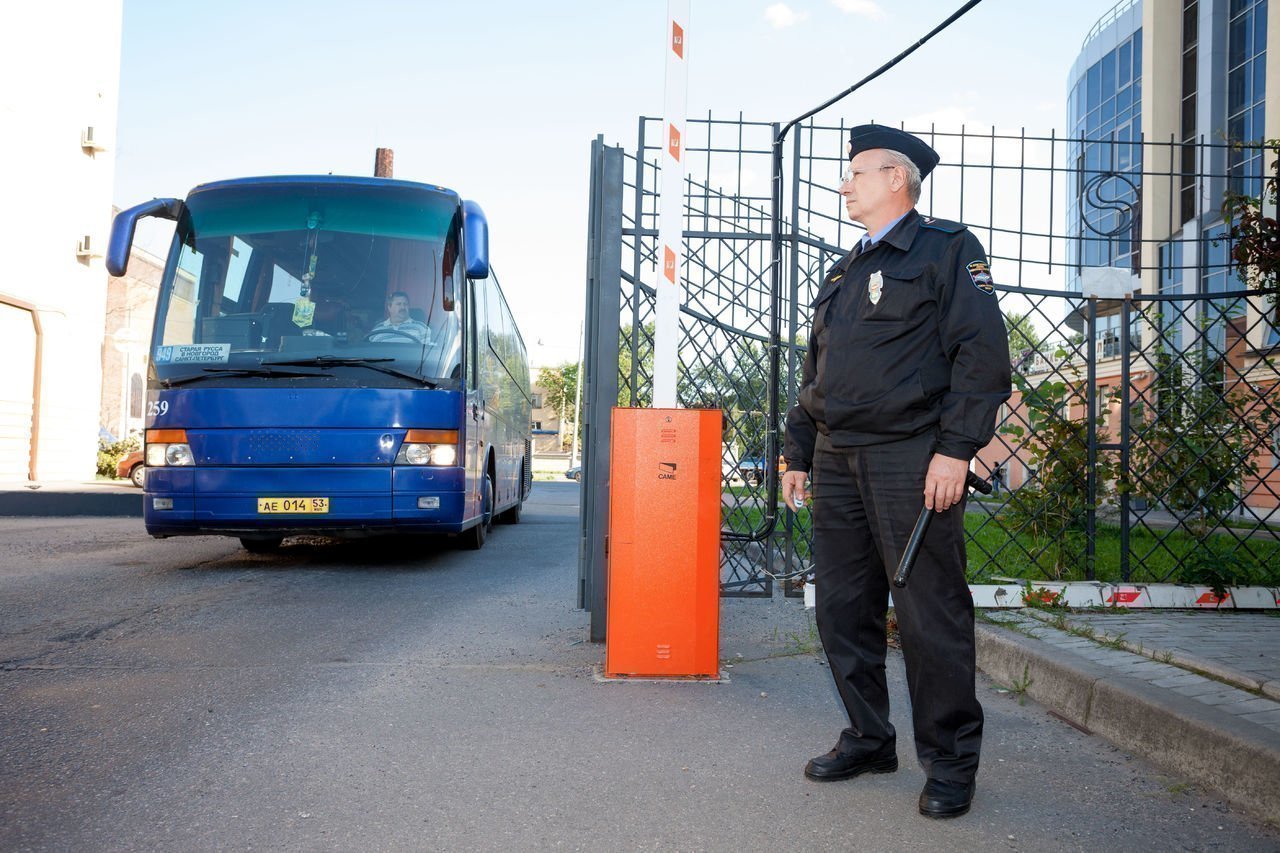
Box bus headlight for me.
[145,429,194,467]
[396,429,459,467]
[429,444,457,466]
[165,444,195,466]
[403,444,433,466]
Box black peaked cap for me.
[848,125,940,179]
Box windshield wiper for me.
[265,356,440,388]
[161,366,326,388]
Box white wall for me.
[0,1,124,480]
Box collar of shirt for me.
[859,209,911,253]
[857,209,927,258]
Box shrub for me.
[97,435,140,478]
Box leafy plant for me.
[537,362,581,451]
[1009,664,1033,706]
[999,368,1118,578]
[1222,139,1279,315]
[1021,581,1066,610]
[1128,313,1277,534]
[1005,311,1043,363]
[96,434,140,478]
[1176,542,1262,600]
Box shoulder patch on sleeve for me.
[966,260,995,294]
[920,216,967,234]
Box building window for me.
[1180,0,1198,224]
[1159,241,1185,351]
[1067,29,1143,288]
[1226,0,1268,197]
[531,393,543,408]
[1203,223,1244,321]
[532,421,542,431]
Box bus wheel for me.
[498,499,522,524]
[464,474,494,550]
[240,536,283,553]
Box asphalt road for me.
[1,482,1277,851]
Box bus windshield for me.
[152,180,464,388]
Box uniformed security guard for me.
[782,125,1012,819]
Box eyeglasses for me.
[841,164,895,185]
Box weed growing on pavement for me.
[977,610,1041,639]
[1009,665,1033,705]
[1098,632,1129,651]
[786,612,821,656]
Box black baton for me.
[892,471,993,589]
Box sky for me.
[115,0,1124,368]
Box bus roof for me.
[188,175,461,203]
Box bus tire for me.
[464,473,494,550]
[498,499,522,525]
[240,536,283,553]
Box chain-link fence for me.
[579,118,1280,622]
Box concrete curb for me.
[0,490,142,517]
[976,622,1280,822]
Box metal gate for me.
[579,117,1280,639]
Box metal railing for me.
[580,118,1280,620]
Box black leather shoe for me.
[918,778,975,818]
[803,748,897,781]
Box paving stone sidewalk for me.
[1042,610,1280,700]
[983,610,1280,734]
[976,608,1280,819]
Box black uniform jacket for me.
[784,209,1012,473]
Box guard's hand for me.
[781,470,809,512]
[924,453,968,512]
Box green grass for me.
[722,501,1280,585]
[965,514,1280,584]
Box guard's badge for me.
[967,260,994,295]
[868,270,883,304]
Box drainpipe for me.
[0,293,43,481]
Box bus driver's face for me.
[387,295,410,325]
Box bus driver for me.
[368,291,431,344]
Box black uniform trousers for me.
[811,429,983,783]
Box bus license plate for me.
[257,497,329,514]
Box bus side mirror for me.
[443,274,455,311]
[107,198,184,276]
[462,199,489,279]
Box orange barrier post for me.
[605,407,722,678]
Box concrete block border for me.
[976,623,1280,822]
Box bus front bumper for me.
[142,466,471,537]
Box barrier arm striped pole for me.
[653,0,689,409]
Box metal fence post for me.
[1085,296,1098,580]
[630,119,647,398]
[579,138,624,643]
[1119,295,1132,582]
[781,126,804,583]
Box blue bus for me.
[108,175,532,551]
